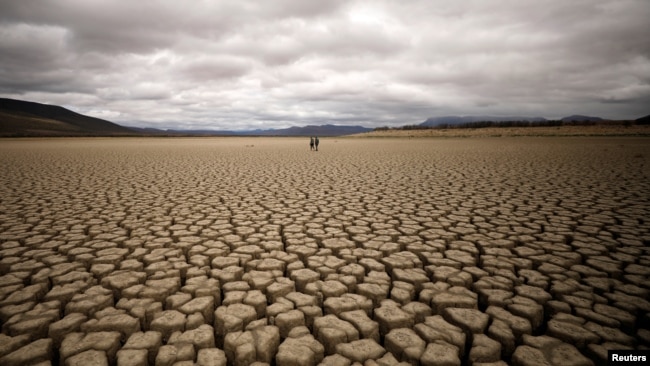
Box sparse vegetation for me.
[364,120,650,138]
[374,119,641,132]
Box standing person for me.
[315,136,319,151]
[310,136,314,151]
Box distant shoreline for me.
[346,124,650,138]
[2,125,650,139]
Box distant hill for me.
[125,127,239,136]
[560,115,603,122]
[636,115,650,125]
[420,115,547,127]
[254,124,371,136]
[128,124,372,137]
[0,98,135,136]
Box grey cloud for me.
[98,83,171,101]
[2,2,168,53]
[178,56,253,82]
[1,0,648,128]
[0,23,77,93]
[0,0,347,53]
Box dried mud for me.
[0,137,649,365]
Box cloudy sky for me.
[1,0,649,130]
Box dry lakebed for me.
[0,136,648,365]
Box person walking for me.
[315,136,319,151]
[310,136,314,151]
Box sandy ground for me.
[0,136,649,365]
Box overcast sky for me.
[1,0,649,130]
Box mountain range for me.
[559,115,603,122]
[0,98,370,137]
[1,97,645,137]
[127,124,371,136]
[419,114,603,127]
[420,115,547,127]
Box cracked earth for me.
[0,137,648,366]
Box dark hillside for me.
[635,114,650,125]
[560,115,603,122]
[0,98,135,136]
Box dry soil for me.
[0,137,649,365]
